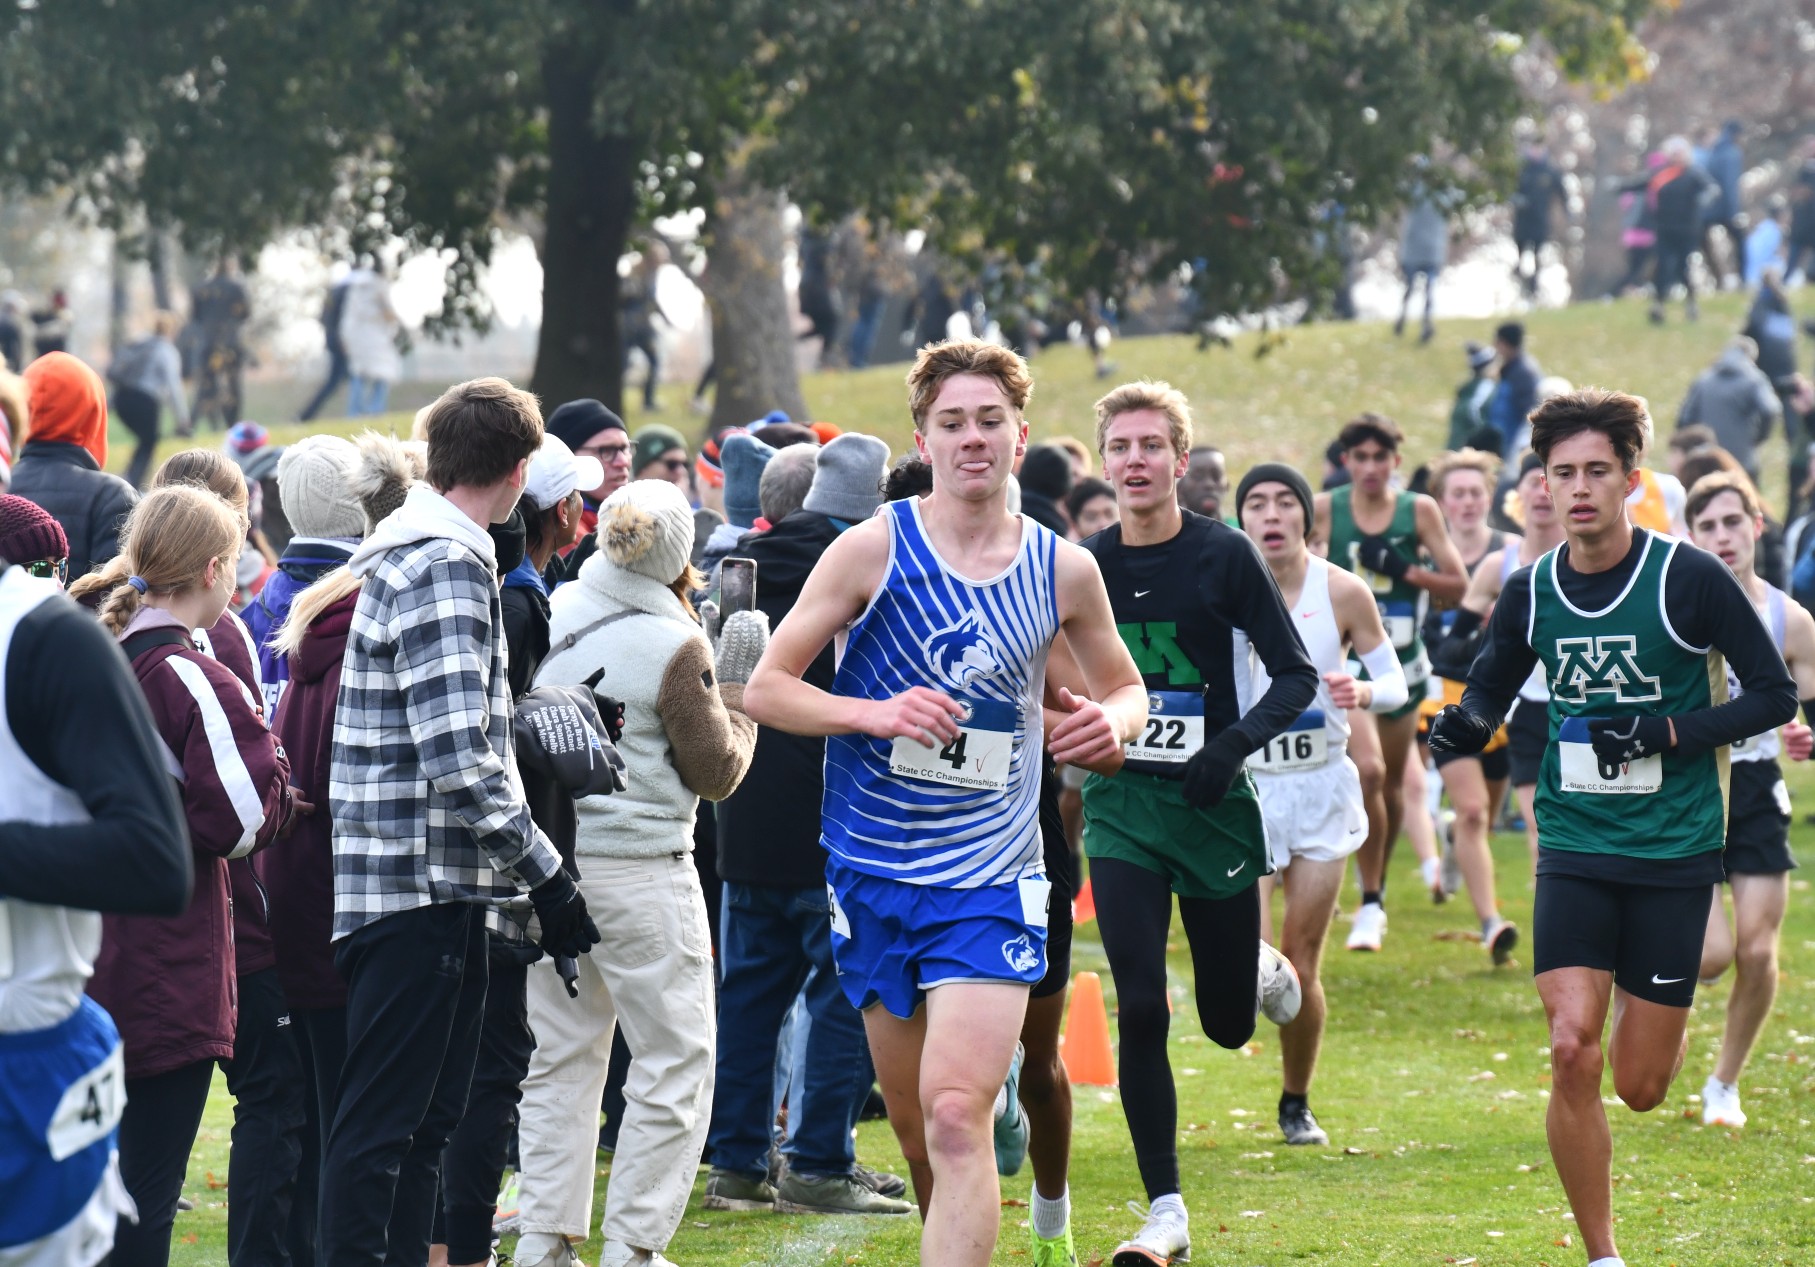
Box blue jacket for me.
[242,537,355,714]
[1490,353,1542,455]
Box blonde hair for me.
[1052,434,1093,477]
[152,310,182,340]
[74,448,254,606]
[1428,447,1502,501]
[95,485,243,635]
[671,564,705,621]
[1093,380,1193,456]
[272,568,363,659]
[905,338,1034,431]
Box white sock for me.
[993,1084,1008,1121]
[1031,1184,1070,1238]
[1148,1192,1187,1221]
[1587,1258,1625,1267]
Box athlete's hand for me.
[1784,721,1813,762]
[862,686,964,748]
[1324,670,1368,711]
[1182,730,1250,810]
[1427,704,1495,755]
[1586,714,1674,764]
[1048,687,1122,770]
[1356,534,1411,581]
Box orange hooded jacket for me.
[22,351,110,467]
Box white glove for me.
[714,609,770,686]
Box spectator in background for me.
[502,435,604,697]
[622,244,672,412]
[0,289,26,369]
[1052,433,1094,482]
[1447,342,1498,451]
[1178,445,1228,519]
[546,398,632,551]
[1650,135,1717,324]
[1017,443,1074,536]
[1746,198,1790,288]
[1396,174,1450,343]
[109,311,193,489]
[0,364,28,491]
[1702,122,1747,286]
[1677,336,1781,482]
[632,424,692,494]
[1784,139,1815,283]
[298,270,353,422]
[340,258,403,417]
[1609,152,1666,296]
[29,289,71,358]
[189,261,251,430]
[1066,476,1118,541]
[10,352,137,578]
[0,495,66,577]
[1488,322,1541,458]
[1511,140,1568,298]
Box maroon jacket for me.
[88,610,293,1079]
[198,609,280,978]
[267,588,357,1011]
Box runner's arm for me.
[1780,599,1815,760]
[743,521,962,745]
[1042,631,1125,775]
[1328,566,1406,712]
[1457,568,1538,728]
[1050,542,1147,764]
[1662,548,1797,753]
[1429,550,1504,678]
[1224,532,1319,749]
[1408,494,1470,604]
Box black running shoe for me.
[1279,1101,1329,1146]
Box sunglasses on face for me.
[580,442,632,462]
[24,558,68,583]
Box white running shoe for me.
[1346,902,1387,952]
[1112,1199,1190,1265]
[1422,853,1446,904]
[1701,1075,1747,1127]
[517,1235,586,1267]
[1483,918,1519,967]
[1256,941,1302,1025]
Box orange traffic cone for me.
[1071,877,1096,925]
[1060,971,1117,1086]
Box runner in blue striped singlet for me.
[745,339,1147,1267]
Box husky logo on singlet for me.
[1002,934,1041,974]
[925,613,1006,691]
[1550,635,1663,705]
[822,497,1060,888]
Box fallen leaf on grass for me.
[1555,1234,1573,1248]
[1002,1198,1028,1207]
[205,1171,225,1190]
[1432,929,1482,942]
[183,1235,198,1246]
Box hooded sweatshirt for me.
[329,483,561,939]
[10,353,137,578]
[1676,346,1781,476]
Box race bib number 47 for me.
[890,696,1016,791]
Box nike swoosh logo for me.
[1227,861,1246,877]
[1134,590,1152,598]
[1651,974,1686,985]
[1300,610,1319,618]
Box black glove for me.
[580,669,626,743]
[1428,704,1497,755]
[514,684,628,799]
[1587,715,1672,764]
[1182,730,1251,810]
[1356,534,1411,581]
[527,871,600,961]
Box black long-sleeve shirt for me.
[1,583,191,914]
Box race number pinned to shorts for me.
[826,884,851,940]
[1248,710,1328,773]
[46,1040,125,1161]
[1018,876,1052,930]
[1380,598,1418,650]
[1556,716,1662,795]
[890,696,1016,791]
[1125,690,1205,764]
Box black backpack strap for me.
[122,628,192,662]
[537,609,636,682]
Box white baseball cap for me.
[524,434,606,511]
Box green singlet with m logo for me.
[1325,484,1425,665]
[1527,531,1729,860]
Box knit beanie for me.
[352,432,421,533]
[750,421,818,450]
[1235,462,1315,538]
[695,427,743,491]
[0,494,67,565]
[803,433,890,522]
[600,479,694,583]
[546,398,627,453]
[227,421,270,466]
[631,424,687,476]
[277,435,365,540]
[721,432,776,529]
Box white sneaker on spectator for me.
[516,1234,585,1267]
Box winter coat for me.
[1652,164,1715,243]
[1676,346,1782,476]
[501,557,552,699]
[88,609,293,1079]
[539,551,757,861]
[8,442,137,582]
[1489,352,1542,453]
[713,511,846,888]
[241,537,356,715]
[1400,193,1449,272]
[268,586,358,1011]
[338,268,403,383]
[1742,288,1799,387]
[1706,135,1743,221]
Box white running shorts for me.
[1254,754,1368,870]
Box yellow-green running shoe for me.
[1031,1222,1077,1267]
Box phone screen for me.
[721,558,758,614]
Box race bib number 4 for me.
[1556,716,1662,795]
[1125,690,1205,764]
[1249,709,1328,773]
[890,696,1016,791]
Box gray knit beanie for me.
[803,433,890,521]
[277,435,365,539]
[601,478,695,583]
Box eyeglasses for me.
[662,458,691,473]
[580,442,632,462]
[23,558,68,583]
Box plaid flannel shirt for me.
[329,535,560,939]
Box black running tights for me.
[1092,856,1260,1201]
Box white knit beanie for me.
[600,478,695,583]
[277,435,365,539]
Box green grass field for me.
[167,771,1814,1266]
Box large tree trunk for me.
[702,176,807,434]
[531,45,637,412]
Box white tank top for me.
[1244,556,1349,768]
[1503,545,1550,703]
[0,569,103,1035]
[1729,584,1787,764]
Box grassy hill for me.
[116,291,1794,510]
